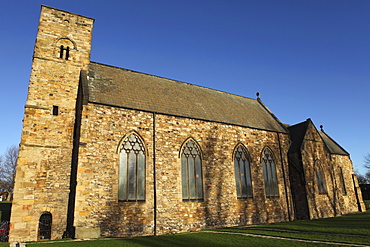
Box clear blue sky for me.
[1,1,369,174]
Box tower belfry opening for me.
[59,45,70,60]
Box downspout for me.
[277,132,292,221]
[153,112,157,236]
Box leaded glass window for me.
[234,144,253,198]
[181,139,203,200]
[316,161,327,194]
[119,133,146,201]
[262,148,279,198]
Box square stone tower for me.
[9,5,94,242]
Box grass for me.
[364,200,370,210]
[27,233,340,247]
[4,210,370,246]
[213,211,370,245]
[243,210,370,235]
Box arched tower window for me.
[181,138,203,200]
[262,147,279,198]
[118,133,146,201]
[38,212,52,240]
[55,38,75,60]
[315,160,327,194]
[234,144,253,198]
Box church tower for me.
[9,6,94,242]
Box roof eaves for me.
[87,100,289,134]
[256,97,288,133]
[319,130,349,156]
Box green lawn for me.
[3,210,369,247]
[218,210,370,245]
[24,233,348,247]
[364,200,370,210]
[238,210,370,235]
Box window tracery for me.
[181,139,203,200]
[234,144,253,198]
[262,148,279,198]
[118,133,146,201]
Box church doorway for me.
[38,212,52,240]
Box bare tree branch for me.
[0,145,19,201]
[355,170,368,184]
[365,153,370,170]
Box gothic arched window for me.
[234,144,253,198]
[118,133,146,201]
[262,148,279,198]
[315,160,327,194]
[181,139,203,200]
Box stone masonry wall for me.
[301,124,336,219]
[9,6,94,243]
[301,123,361,219]
[288,152,310,220]
[331,154,365,213]
[74,103,292,237]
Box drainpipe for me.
[277,132,292,221]
[153,112,157,236]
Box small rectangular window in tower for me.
[52,106,59,116]
[59,45,64,59]
[65,46,70,60]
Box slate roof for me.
[287,120,309,154]
[319,131,349,155]
[288,119,349,156]
[85,62,287,133]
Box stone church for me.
[9,5,365,242]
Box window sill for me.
[118,200,145,203]
[266,196,280,199]
[182,199,204,202]
[237,197,253,200]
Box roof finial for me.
[256,92,260,99]
[320,125,324,131]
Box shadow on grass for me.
[29,211,370,247]
[248,211,370,236]
[112,232,333,247]
[30,232,335,247]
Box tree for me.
[356,167,370,184]
[0,145,19,201]
[365,153,370,170]
[357,173,369,184]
